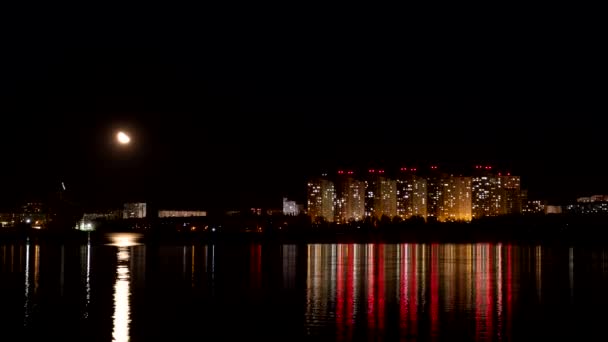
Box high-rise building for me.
[380,177,398,219]
[498,174,522,215]
[472,166,522,218]
[307,175,335,223]
[396,167,427,220]
[438,175,472,222]
[364,169,397,220]
[425,165,446,221]
[334,171,365,223]
[471,166,498,218]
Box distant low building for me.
[565,202,608,214]
[0,212,17,228]
[545,205,563,214]
[123,202,147,219]
[158,210,206,218]
[577,195,608,203]
[523,200,545,214]
[283,197,300,216]
[76,210,121,231]
[266,208,283,216]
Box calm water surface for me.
[2,233,608,341]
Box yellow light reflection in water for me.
[535,245,542,302]
[191,245,195,288]
[569,247,574,299]
[114,247,130,342]
[106,233,142,342]
[24,239,40,326]
[24,241,30,325]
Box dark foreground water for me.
[2,233,608,341]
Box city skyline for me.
[0,160,604,213]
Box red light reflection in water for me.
[363,244,386,336]
[475,244,482,340]
[367,244,376,331]
[346,244,354,341]
[475,244,495,341]
[411,245,418,337]
[486,244,494,340]
[399,244,408,332]
[430,244,439,338]
[250,244,262,289]
[496,244,504,341]
[336,245,344,337]
[399,244,418,337]
[378,244,385,331]
[506,245,513,336]
[336,244,355,341]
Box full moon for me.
[117,131,131,144]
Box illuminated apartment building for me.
[334,170,365,223]
[307,175,335,223]
[438,175,472,222]
[380,177,398,219]
[498,174,522,215]
[425,165,446,221]
[396,167,427,220]
[471,166,498,218]
[364,169,397,220]
[472,166,522,217]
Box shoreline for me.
[1,222,606,247]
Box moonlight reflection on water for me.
[106,233,142,342]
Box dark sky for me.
[1,6,605,210]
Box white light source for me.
[117,131,131,145]
[106,233,143,247]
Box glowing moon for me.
[117,131,131,144]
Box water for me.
[2,233,608,341]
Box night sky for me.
[1,7,605,211]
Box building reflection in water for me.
[250,243,262,289]
[60,245,64,297]
[191,245,195,288]
[106,233,143,342]
[282,244,297,289]
[569,247,574,300]
[189,243,215,291]
[80,234,92,318]
[536,245,542,302]
[304,243,528,341]
[23,238,40,327]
